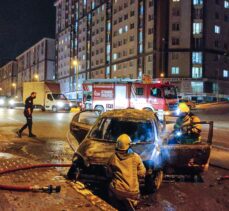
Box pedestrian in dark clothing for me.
[17,92,37,138]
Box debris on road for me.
[217,175,229,183]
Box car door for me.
[45,93,53,110]
[161,121,213,173]
[70,110,100,144]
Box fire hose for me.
[0,129,78,193]
[0,163,72,193]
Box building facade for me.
[55,0,229,101]
[0,61,17,97]
[16,38,56,100]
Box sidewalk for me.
[0,131,115,211]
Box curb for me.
[68,181,117,211]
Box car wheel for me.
[145,170,163,193]
[41,106,45,112]
[52,106,58,112]
[67,159,81,181]
[95,105,104,113]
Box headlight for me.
[9,99,15,105]
[176,131,182,137]
[176,109,180,116]
[164,111,170,116]
[0,99,5,105]
[57,102,64,107]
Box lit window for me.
[193,0,203,5]
[191,82,203,93]
[119,28,123,34]
[139,44,143,53]
[192,67,202,78]
[107,22,111,31]
[193,22,203,34]
[113,65,117,71]
[106,67,110,75]
[107,44,111,54]
[214,25,220,34]
[124,25,128,32]
[113,53,117,60]
[225,0,229,8]
[223,70,229,77]
[172,0,180,2]
[192,52,202,64]
[171,67,179,74]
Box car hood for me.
[77,138,158,165]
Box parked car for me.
[179,99,196,109]
[0,96,19,108]
[69,109,213,192]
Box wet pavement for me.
[0,107,228,210]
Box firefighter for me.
[17,92,37,138]
[169,102,202,144]
[107,134,146,211]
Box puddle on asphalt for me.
[21,139,73,163]
[0,152,16,159]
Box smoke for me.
[140,135,171,169]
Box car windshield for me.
[78,111,100,125]
[164,86,177,99]
[52,94,67,100]
[89,118,156,143]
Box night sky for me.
[0,0,56,66]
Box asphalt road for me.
[0,104,228,210]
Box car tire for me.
[52,106,58,112]
[95,105,104,113]
[145,170,163,193]
[41,106,45,112]
[67,158,82,181]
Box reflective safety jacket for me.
[108,149,146,197]
[174,112,202,143]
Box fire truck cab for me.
[82,79,178,115]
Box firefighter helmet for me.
[116,134,131,151]
[178,102,190,113]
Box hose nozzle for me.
[32,185,61,193]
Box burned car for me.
[69,109,213,191]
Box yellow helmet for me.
[116,134,131,151]
[178,102,190,113]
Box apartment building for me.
[164,0,229,99]
[0,61,17,97]
[55,0,229,100]
[16,38,56,100]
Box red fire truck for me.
[82,79,179,115]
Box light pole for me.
[12,83,16,97]
[72,59,79,101]
[161,38,166,81]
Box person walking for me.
[17,92,37,138]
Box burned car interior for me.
[89,118,156,143]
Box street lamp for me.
[12,83,16,96]
[34,74,39,81]
[72,59,79,101]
